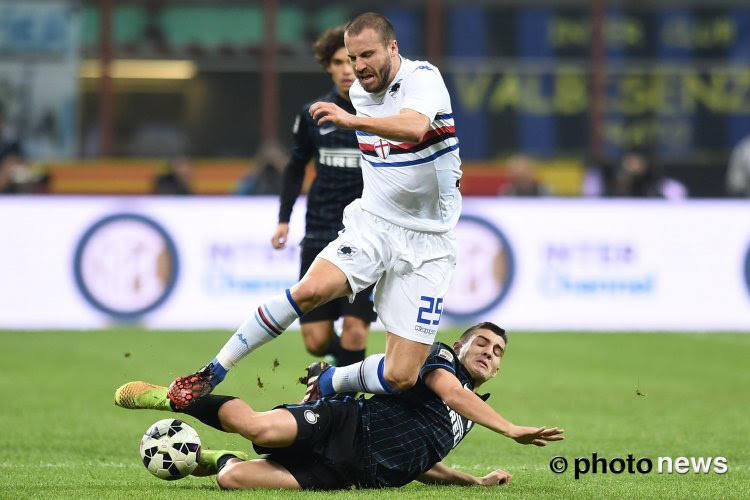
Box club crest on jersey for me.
[337,242,359,259]
[437,348,454,363]
[374,139,390,159]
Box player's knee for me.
[303,337,328,356]
[301,325,333,355]
[384,369,418,392]
[239,416,272,444]
[291,280,330,310]
[341,318,368,348]
[217,462,242,490]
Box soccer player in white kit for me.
[167,12,462,409]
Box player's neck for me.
[336,88,351,102]
[386,55,402,87]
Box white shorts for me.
[317,200,456,344]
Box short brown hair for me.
[313,26,346,68]
[458,322,508,347]
[345,12,395,46]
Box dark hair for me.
[345,12,395,46]
[313,26,346,68]
[458,322,508,347]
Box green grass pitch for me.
[1,328,748,499]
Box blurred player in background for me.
[116,322,564,490]
[270,26,375,368]
[167,11,463,409]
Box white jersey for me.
[349,57,462,233]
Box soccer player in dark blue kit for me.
[270,26,376,368]
[115,322,564,490]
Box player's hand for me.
[477,468,512,486]
[509,425,565,446]
[309,102,356,129]
[271,223,289,249]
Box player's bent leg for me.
[169,262,349,410]
[337,316,368,367]
[170,239,365,410]
[218,401,298,448]
[383,333,432,392]
[289,257,352,311]
[340,316,368,351]
[218,458,301,490]
[301,320,336,356]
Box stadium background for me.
[0,1,749,498]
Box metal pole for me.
[98,0,114,156]
[261,0,279,145]
[590,0,606,162]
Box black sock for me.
[217,454,239,472]
[176,395,237,431]
[337,347,366,367]
[326,331,342,358]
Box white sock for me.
[215,290,302,369]
[331,354,395,394]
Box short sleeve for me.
[419,342,458,380]
[401,64,450,122]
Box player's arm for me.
[309,103,430,143]
[424,369,564,446]
[273,114,315,249]
[416,461,511,486]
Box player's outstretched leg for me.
[114,381,172,411]
[168,290,304,409]
[169,260,352,410]
[194,449,250,476]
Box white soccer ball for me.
[139,419,201,480]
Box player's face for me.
[345,28,398,93]
[327,47,356,99]
[455,330,505,385]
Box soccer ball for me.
[139,419,201,480]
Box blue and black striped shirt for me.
[355,342,487,488]
[278,89,364,249]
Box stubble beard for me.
[364,56,392,94]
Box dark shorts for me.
[299,244,377,325]
[253,398,364,490]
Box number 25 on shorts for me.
[417,296,443,326]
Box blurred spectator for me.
[0,153,26,194]
[499,154,551,197]
[0,103,23,166]
[0,103,30,194]
[153,156,194,195]
[236,143,287,195]
[609,150,687,200]
[726,135,750,197]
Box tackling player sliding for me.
[116,323,565,490]
[167,12,464,409]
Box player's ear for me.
[390,39,398,56]
[452,341,462,352]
